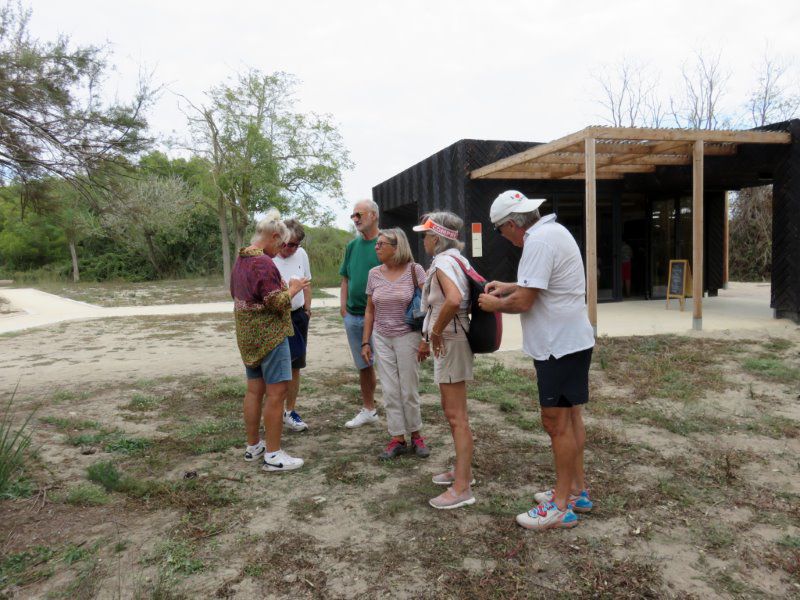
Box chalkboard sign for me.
[666,260,692,311]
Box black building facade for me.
[372,121,799,322]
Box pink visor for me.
[412,218,459,240]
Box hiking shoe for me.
[534,488,593,513]
[432,470,476,486]
[345,408,378,428]
[284,410,309,432]
[379,439,407,460]
[262,449,304,472]
[516,501,579,530]
[244,440,265,462]
[429,486,476,510]
[411,437,430,458]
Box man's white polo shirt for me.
[517,214,595,360]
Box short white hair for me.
[252,208,289,244]
[355,198,379,218]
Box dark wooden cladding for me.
[372,121,799,318]
[771,120,800,321]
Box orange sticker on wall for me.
[471,223,483,257]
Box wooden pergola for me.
[470,126,791,331]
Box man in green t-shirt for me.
[339,199,382,428]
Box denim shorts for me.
[244,338,292,384]
[343,312,374,370]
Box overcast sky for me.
[28,0,800,228]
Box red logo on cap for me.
[514,193,521,199]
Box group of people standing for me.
[230,190,596,531]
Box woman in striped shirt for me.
[361,228,428,460]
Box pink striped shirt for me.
[366,263,426,337]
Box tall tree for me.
[595,58,664,127]
[669,50,730,129]
[184,69,352,285]
[101,175,196,278]
[0,2,152,213]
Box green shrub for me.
[87,461,122,491]
[65,483,110,506]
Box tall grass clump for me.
[0,384,36,497]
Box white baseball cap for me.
[489,190,546,225]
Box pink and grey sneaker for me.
[411,437,430,458]
[378,439,407,460]
[516,501,579,530]
[429,486,476,510]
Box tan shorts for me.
[433,338,474,385]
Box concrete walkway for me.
[0,282,796,343]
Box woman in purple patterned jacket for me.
[231,209,309,473]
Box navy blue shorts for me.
[533,347,593,408]
[288,308,309,369]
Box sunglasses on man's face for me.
[350,211,373,220]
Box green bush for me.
[87,461,122,491]
[304,225,352,287]
[65,483,110,506]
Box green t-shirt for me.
[339,235,381,315]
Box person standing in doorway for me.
[272,219,312,432]
[340,199,382,428]
[478,190,595,530]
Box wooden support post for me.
[692,140,704,330]
[585,137,597,334]
[723,191,729,289]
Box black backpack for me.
[451,257,503,354]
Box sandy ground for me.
[0,284,798,598]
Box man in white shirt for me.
[478,190,595,531]
[273,219,313,432]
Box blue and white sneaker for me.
[534,488,593,514]
[283,410,309,432]
[244,440,265,462]
[516,501,579,530]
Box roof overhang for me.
[469,126,792,181]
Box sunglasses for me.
[375,241,396,248]
[493,220,510,232]
[283,242,301,249]
[350,211,369,220]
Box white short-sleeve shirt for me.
[517,214,595,360]
[273,247,312,311]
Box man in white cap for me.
[478,190,595,531]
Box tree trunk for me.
[143,232,164,278]
[218,194,232,287]
[69,240,80,283]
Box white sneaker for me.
[516,501,579,530]
[345,408,378,428]
[283,410,309,432]
[244,440,265,462]
[262,449,304,472]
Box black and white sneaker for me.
[244,440,265,462]
[262,449,304,472]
